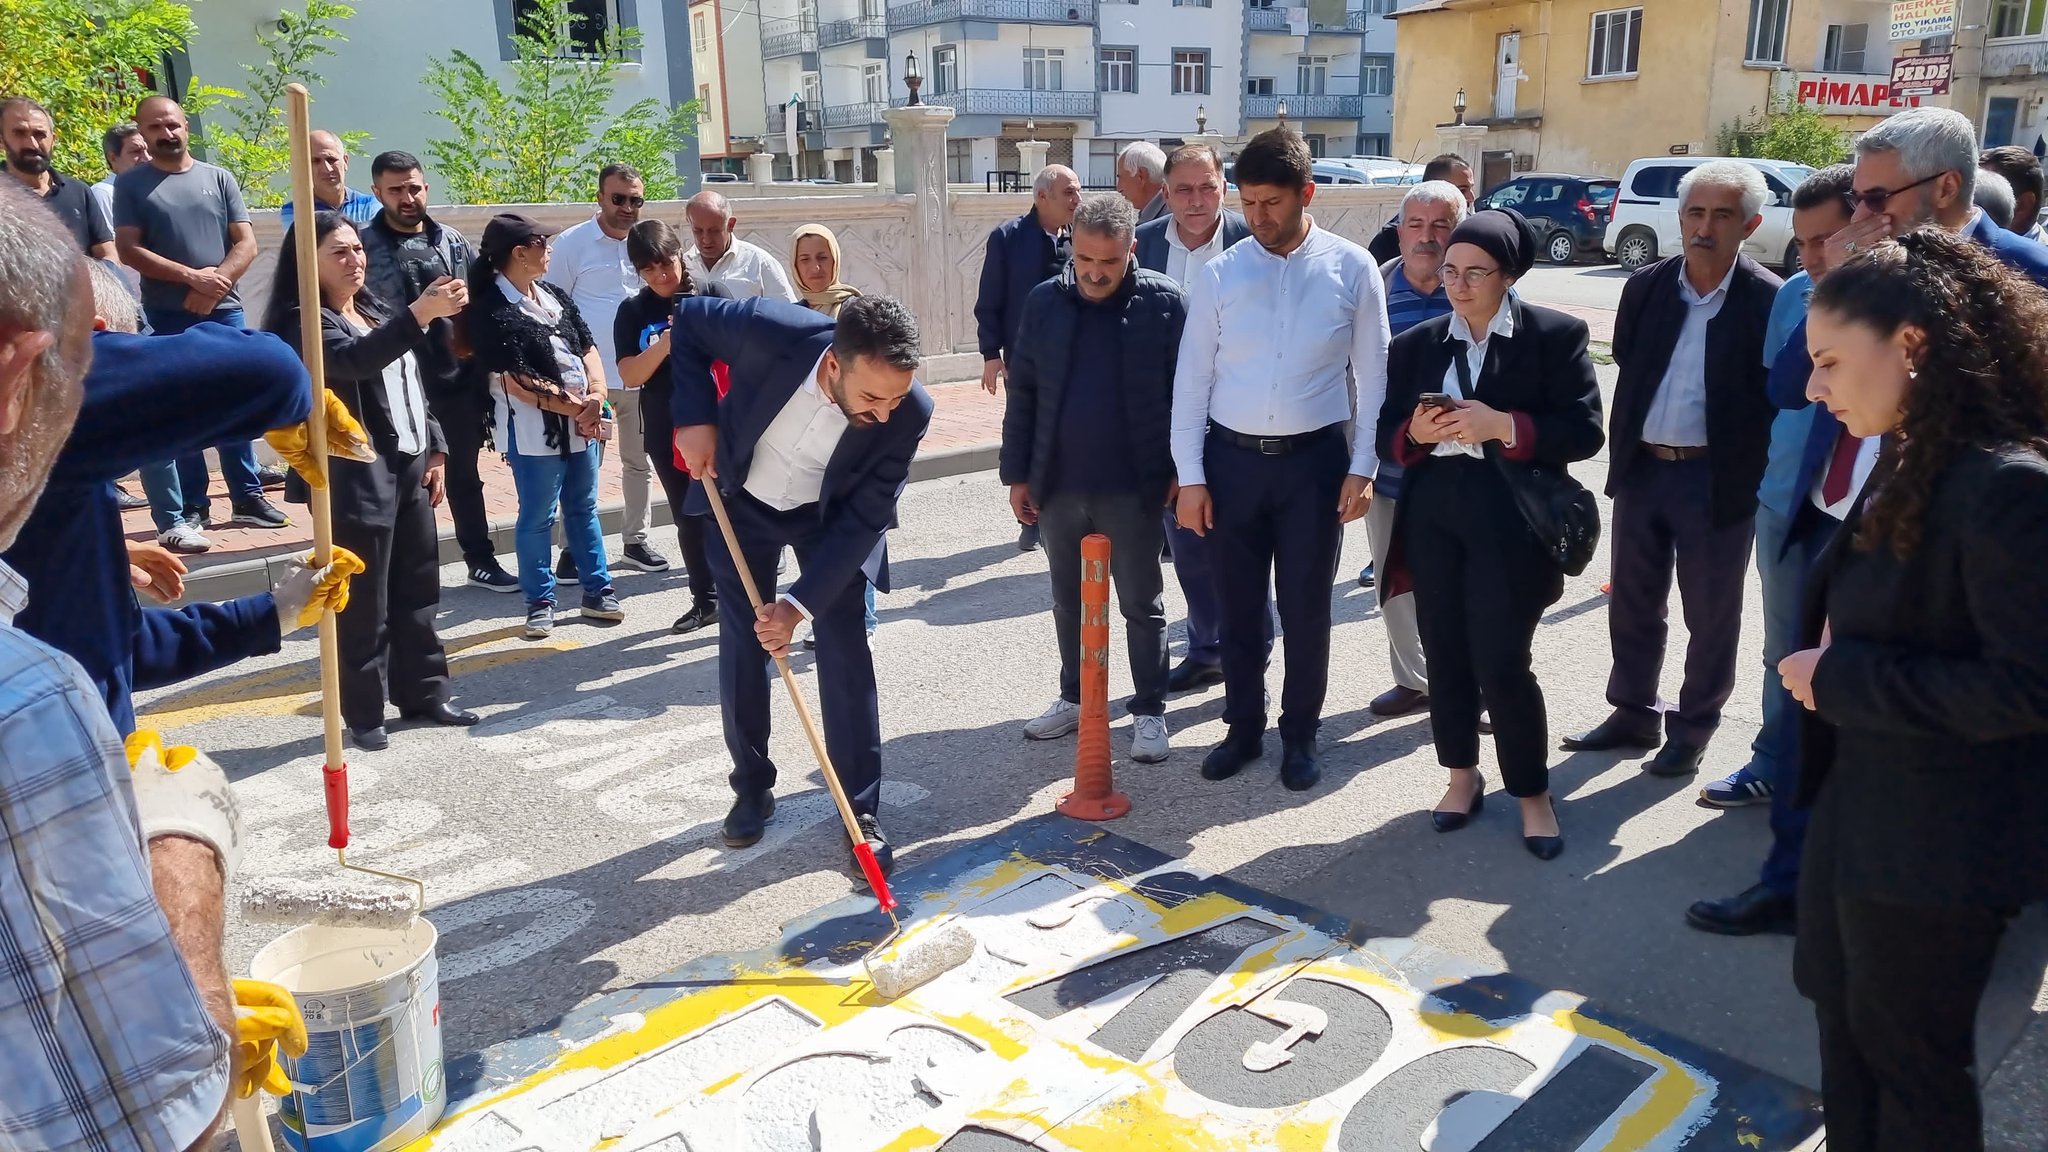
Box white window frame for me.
[1099,47,1137,93]
[932,44,958,95]
[1365,0,1396,13]
[692,11,709,53]
[1587,7,1642,80]
[1745,0,1790,64]
[1362,53,1393,96]
[1172,48,1210,95]
[1989,0,2045,39]
[801,71,823,108]
[1821,23,1868,71]
[1247,75,1275,95]
[1297,54,1329,95]
[1024,46,1065,91]
[862,62,885,104]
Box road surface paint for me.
[396,817,1820,1151]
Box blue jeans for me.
[1744,503,1801,787]
[144,305,263,514]
[138,459,188,533]
[506,441,612,607]
[1759,509,1835,896]
[863,581,877,633]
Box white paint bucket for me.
[249,919,446,1152]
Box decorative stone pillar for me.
[881,103,958,355]
[873,146,896,192]
[1015,138,1051,179]
[745,149,777,185]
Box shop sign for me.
[1891,0,1955,41]
[1891,53,1953,95]
[1792,72,1928,114]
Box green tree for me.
[0,0,196,178]
[1718,102,1851,171]
[184,0,367,207]
[422,0,696,204]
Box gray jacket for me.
[1133,211,1252,278]
[360,211,479,397]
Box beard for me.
[149,136,187,161]
[6,149,49,175]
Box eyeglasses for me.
[1437,265,1501,287]
[610,193,646,208]
[1842,172,1941,213]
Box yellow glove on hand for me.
[272,546,366,631]
[232,978,309,1099]
[264,391,376,490]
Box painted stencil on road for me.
[406,816,1821,1151]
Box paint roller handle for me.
[855,843,897,915]
[323,764,349,850]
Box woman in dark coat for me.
[1779,228,2048,1152]
[1377,208,1604,860]
[265,211,475,750]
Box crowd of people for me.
[4,84,2048,1150]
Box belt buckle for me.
[1257,436,1285,455]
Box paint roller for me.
[237,82,422,936]
[699,482,975,999]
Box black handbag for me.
[1448,339,1602,577]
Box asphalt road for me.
[1518,262,1632,313]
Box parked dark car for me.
[1475,174,1619,264]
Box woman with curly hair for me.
[1779,226,2048,1151]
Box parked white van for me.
[1603,156,1814,274]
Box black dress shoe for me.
[1645,738,1707,778]
[1686,883,1797,936]
[1561,709,1662,752]
[1369,685,1429,717]
[1017,523,1040,551]
[1431,773,1486,832]
[1357,563,1375,589]
[1279,739,1321,792]
[401,702,480,727]
[350,725,389,751]
[1201,727,1264,781]
[721,790,776,847]
[671,601,719,634]
[1523,801,1564,860]
[855,812,895,880]
[1167,659,1225,693]
[555,551,579,582]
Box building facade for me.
[693,0,769,172]
[1978,0,2048,153]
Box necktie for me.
[1821,425,1862,506]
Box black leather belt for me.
[1643,443,1708,461]
[1210,422,1343,456]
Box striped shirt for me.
[0,560,231,1152]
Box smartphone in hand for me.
[1419,392,1458,410]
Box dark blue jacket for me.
[1000,260,1186,505]
[669,296,932,610]
[1133,210,1251,274]
[974,207,1068,361]
[4,326,312,732]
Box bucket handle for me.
[291,993,427,1098]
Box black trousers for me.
[1037,489,1168,717]
[1206,425,1348,745]
[1402,455,1560,797]
[706,489,881,814]
[426,386,497,567]
[650,447,716,609]
[331,451,450,731]
[1796,796,2011,1152]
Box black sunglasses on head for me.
[610,193,645,208]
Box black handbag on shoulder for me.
[1449,342,1602,576]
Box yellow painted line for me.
[138,627,576,728]
[1554,1008,1715,1152]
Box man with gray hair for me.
[1116,141,1168,224]
[1566,160,1782,778]
[1000,192,1185,762]
[1975,167,2016,230]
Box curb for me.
[171,442,1001,606]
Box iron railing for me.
[765,104,821,132]
[889,88,1099,117]
[824,100,887,127]
[1245,3,1371,31]
[761,18,818,56]
[888,0,1096,29]
[821,14,888,43]
[1245,92,1364,118]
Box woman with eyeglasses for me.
[1779,229,2048,1151]
[463,211,624,640]
[1376,208,1605,859]
[263,210,478,750]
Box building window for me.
[1587,7,1642,79]
[514,0,619,56]
[692,11,709,52]
[1024,46,1065,91]
[697,83,712,120]
[1304,134,1325,157]
[1365,0,1396,12]
[1990,0,2046,38]
[1247,75,1275,95]
[932,45,958,95]
[863,62,885,103]
[1359,132,1390,154]
[1172,49,1210,95]
[1745,0,1790,64]
[947,138,974,183]
[802,71,822,107]
[1297,55,1329,95]
[1362,54,1393,96]
[1821,23,1867,71]
[1099,47,1137,93]
[1173,0,1213,6]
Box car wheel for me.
[1615,227,1658,271]
[1782,240,1801,276]
[1545,231,1577,264]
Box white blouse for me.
[1433,297,1516,459]
[339,315,427,457]
[490,275,593,457]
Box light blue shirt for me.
[0,561,231,1152]
[280,185,381,228]
[1757,272,1819,517]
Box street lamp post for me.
[905,50,924,106]
[1195,103,1207,134]
[1453,86,1466,126]
[1276,98,1288,127]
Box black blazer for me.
[280,304,447,524]
[669,296,932,605]
[1133,211,1251,274]
[1799,444,2048,909]
[1608,254,1781,527]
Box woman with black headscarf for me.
[1377,208,1605,859]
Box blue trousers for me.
[1163,511,1273,665]
[1744,503,1801,787]
[505,438,612,607]
[142,306,260,524]
[1760,504,1841,897]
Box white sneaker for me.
[1130,714,1170,763]
[157,521,211,554]
[1023,698,1081,740]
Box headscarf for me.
[1446,207,1540,279]
[789,223,862,317]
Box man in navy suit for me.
[1134,143,1272,693]
[671,295,933,871]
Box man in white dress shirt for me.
[684,190,799,302]
[1172,128,1391,791]
[551,163,671,574]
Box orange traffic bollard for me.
[1059,533,1131,821]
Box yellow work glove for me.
[271,546,366,632]
[231,978,309,1099]
[264,390,375,490]
[123,731,242,878]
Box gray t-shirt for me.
[112,161,249,316]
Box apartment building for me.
[1980,0,2048,153]
[692,0,769,172]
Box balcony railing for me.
[1245,3,1370,32]
[888,0,1097,29]
[765,104,821,133]
[824,100,887,127]
[762,18,819,57]
[1245,92,1364,118]
[821,14,888,44]
[889,87,1099,117]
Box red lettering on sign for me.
[1798,80,1818,102]
[1827,82,1851,105]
